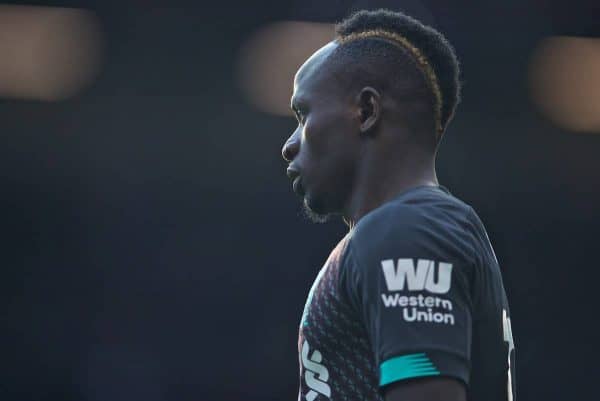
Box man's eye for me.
[296,109,307,123]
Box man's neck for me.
[343,148,437,228]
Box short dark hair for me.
[334,9,461,138]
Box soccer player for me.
[281,9,515,401]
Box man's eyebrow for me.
[291,96,307,111]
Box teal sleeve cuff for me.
[379,353,440,386]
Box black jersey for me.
[297,186,515,401]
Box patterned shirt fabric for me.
[297,186,516,401]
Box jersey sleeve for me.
[339,205,473,389]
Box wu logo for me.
[301,340,331,401]
[381,259,453,294]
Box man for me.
[281,9,515,401]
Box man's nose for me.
[282,131,300,162]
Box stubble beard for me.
[301,195,332,224]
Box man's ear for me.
[356,86,381,135]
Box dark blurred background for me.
[1,0,599,400]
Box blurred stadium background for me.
[1,0,599,400]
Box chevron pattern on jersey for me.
[298,237,382,401]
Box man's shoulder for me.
[348,186,476,262]
[355,186,470,234]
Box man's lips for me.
[286,167,299,181]
[292,176,304,195]
[286,168,304,196]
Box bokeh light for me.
[529,36,600,133]
[0,5,103,101]
[237,21,334,116]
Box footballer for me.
[281,9,516,401]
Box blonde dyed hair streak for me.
[337,29,444,137]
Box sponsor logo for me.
[301,340,331,401]
[381,258,452,294]
[380,259,455,325]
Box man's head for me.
[282,9,461,222]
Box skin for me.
[283,41,440,227]
[282,41,466,401]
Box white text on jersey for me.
[381,258,453,294]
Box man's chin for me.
[302,195,333,224]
